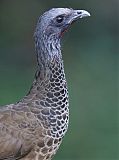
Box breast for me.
[32,61,69,139]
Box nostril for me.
[77,11,82,14]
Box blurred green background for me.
[0,0,118,160]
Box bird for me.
[0,8,90,160]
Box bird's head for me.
[34,8,90,67]
[35,8,90,39]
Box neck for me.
[35,32,62,71]
[24,32,66,101]
[20,32,69,138]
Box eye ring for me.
[56,15,64,23]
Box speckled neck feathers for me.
[21,21,69,139]
[34,23,62,71]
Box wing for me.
[0,105,41,160]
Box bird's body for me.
[0,8,90,160]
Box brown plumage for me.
[0,8,90,160]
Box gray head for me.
[34,8,90,68]
[35,8,90,39]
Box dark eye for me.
[56,15,64,23]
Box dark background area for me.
[0,0,118,160]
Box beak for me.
[69,9,91,23]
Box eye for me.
[56,15,64,23]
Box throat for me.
[25,35,68,105]
[35,33,62,70]
[29,58,67,103]
[21,34,69,138]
